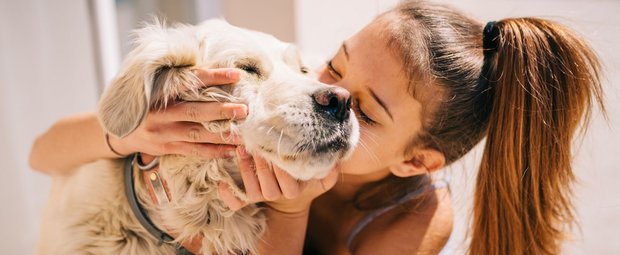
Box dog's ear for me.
[98,64,150,138]
[98,19,201,138]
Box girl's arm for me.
[29,112,125,174]
[29,68,245,176]
[256,208,311,255]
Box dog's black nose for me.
[312,87,351,122]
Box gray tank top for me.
[345,177,450,251]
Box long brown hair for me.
[472,18,604,254]
[355,1,605,254]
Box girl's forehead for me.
[350,17,390,45]
[349,15,444,123]
[345,17,432,136]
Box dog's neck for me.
[129,153,263,254]
[139,154,171,205]
[134,154,204,254]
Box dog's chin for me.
[242,115,360,180]
[266,152,339,181]
[253,141,355,181]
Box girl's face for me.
[318,19,426,180]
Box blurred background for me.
[0,0,618,254]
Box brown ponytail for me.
[471,18,605,255]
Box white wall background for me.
[0,1,100,254]
[0,0,617,254]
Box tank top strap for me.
[346,176,450,251]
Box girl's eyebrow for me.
[368,86,393,121]
[340,41,392,122]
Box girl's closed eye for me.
[326,60,342,79]
[352,98,376,125]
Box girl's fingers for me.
[236,146,264,202]
[254,155,282,201]
[192,68,240,86]
[218,182,247,211]
[319,167,340,192]
[158,122,241,145]
[161,142,236,158]
[218,147,337,212]
[273,166,301,199]
[153,101,248,123]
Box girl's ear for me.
[389,149,445,177]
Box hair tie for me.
[483,21,499,58]
[105,133,128,158]
[479,21,499,93]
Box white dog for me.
[37,19,359,255]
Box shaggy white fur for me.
[37,19,359,255]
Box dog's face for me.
[99,20,359,180]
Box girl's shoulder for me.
[351,187,453,254]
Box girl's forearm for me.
[29,112,121,175]
[255,207,310,255]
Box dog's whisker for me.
[359,138,380,165]
[360,133,380,151]
[266,102,280,107]
[277,130,284,156]
[361,129,380,147]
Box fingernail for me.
[226,70,239,80]
[227,150,236,158]
[233,134,243,144]
[236,146,251,159]
[219,181,229,190]
[233,105,248,119]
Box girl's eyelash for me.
[353,99,376,125]
[326,60,342,78]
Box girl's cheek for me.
[318,68,337,85]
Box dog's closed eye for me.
[239,64,260,75]
[236,58,262,78]
[300,66,309,74]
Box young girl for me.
[30,1,604,254]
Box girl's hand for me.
[218,146,340,214]
[107,68,247,158]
